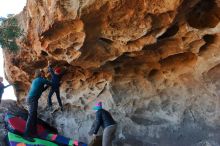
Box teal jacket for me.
[28,77,51,100]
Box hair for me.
[93,101,102,110]
[34,70,42,78]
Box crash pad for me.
[4,113,87,146]
[7,132,57,146]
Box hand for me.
[48,60,52,66]
[88,130,93,136]
[11,83,17,87]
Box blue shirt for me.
[28,77,51,99]
[48,66,64,89]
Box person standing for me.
[47,63,65,111]
[89,102,117,146]
[23,70,51,142]
[0,76,12,104]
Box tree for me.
[0,16,23,52]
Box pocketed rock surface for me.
[2,0,220,145]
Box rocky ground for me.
[0,100,27,146]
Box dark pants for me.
[0,93,2,103]
[48,88,62,108]
[24,98,38,137]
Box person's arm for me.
[93,111,102,135]
[42,78,52,86]
[4,84,12,89]
[59,67,67,78]
[42,85,49,92]
[89,120,96,136]
[48,65,55,76]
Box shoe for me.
[47,106,53,111]
[49,106,53,111]
[23,136,35,142]
[60,107,64,112]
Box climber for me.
[89,102,117,146]
[23,70,52,142]
[47,62,66,111]
[0,76,13,104]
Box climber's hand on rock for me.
[48,60,52,66]
[63,66,67,70]
[12,83,17,88]
[92,134,96,140]
[88,129,93,136]
[92,134,97,139]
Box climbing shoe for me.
[46,106,53,111]
[61,107,64,112]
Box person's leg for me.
[103,125,117,146]
[31,101,38,135]
[0,93,2,104]
[55,89,63,108]
[24,101,33,136]
[48,88,54,107]
[109,125,117,145]
[31,110,37,135]
[24,99,36,142]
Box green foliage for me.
[0,16,23,52]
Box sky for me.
[0,0,27,100]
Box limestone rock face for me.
[3,0,220,145]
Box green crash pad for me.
[8,132,58,146]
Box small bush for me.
[0,16,23,52]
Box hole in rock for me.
[99,37,113,44]
[66,50,71,56]
[65,88,71,94]
[187,0,220,29]
[148,69,159,78]
[12,58,20,66]
[80,79,84,84]
[199,44,208,55]
[41,21,66,38]
[41,50,48,56]
[199,34,216,54]
[66,94,71,99]
[93,71,99,76]
[53,48,64,55]
[130,115,167,126]
[114,66,121,74]
[158,24,179,40]
[32,60,48,69]
[49,60,70,68]
[202,34,215,44]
